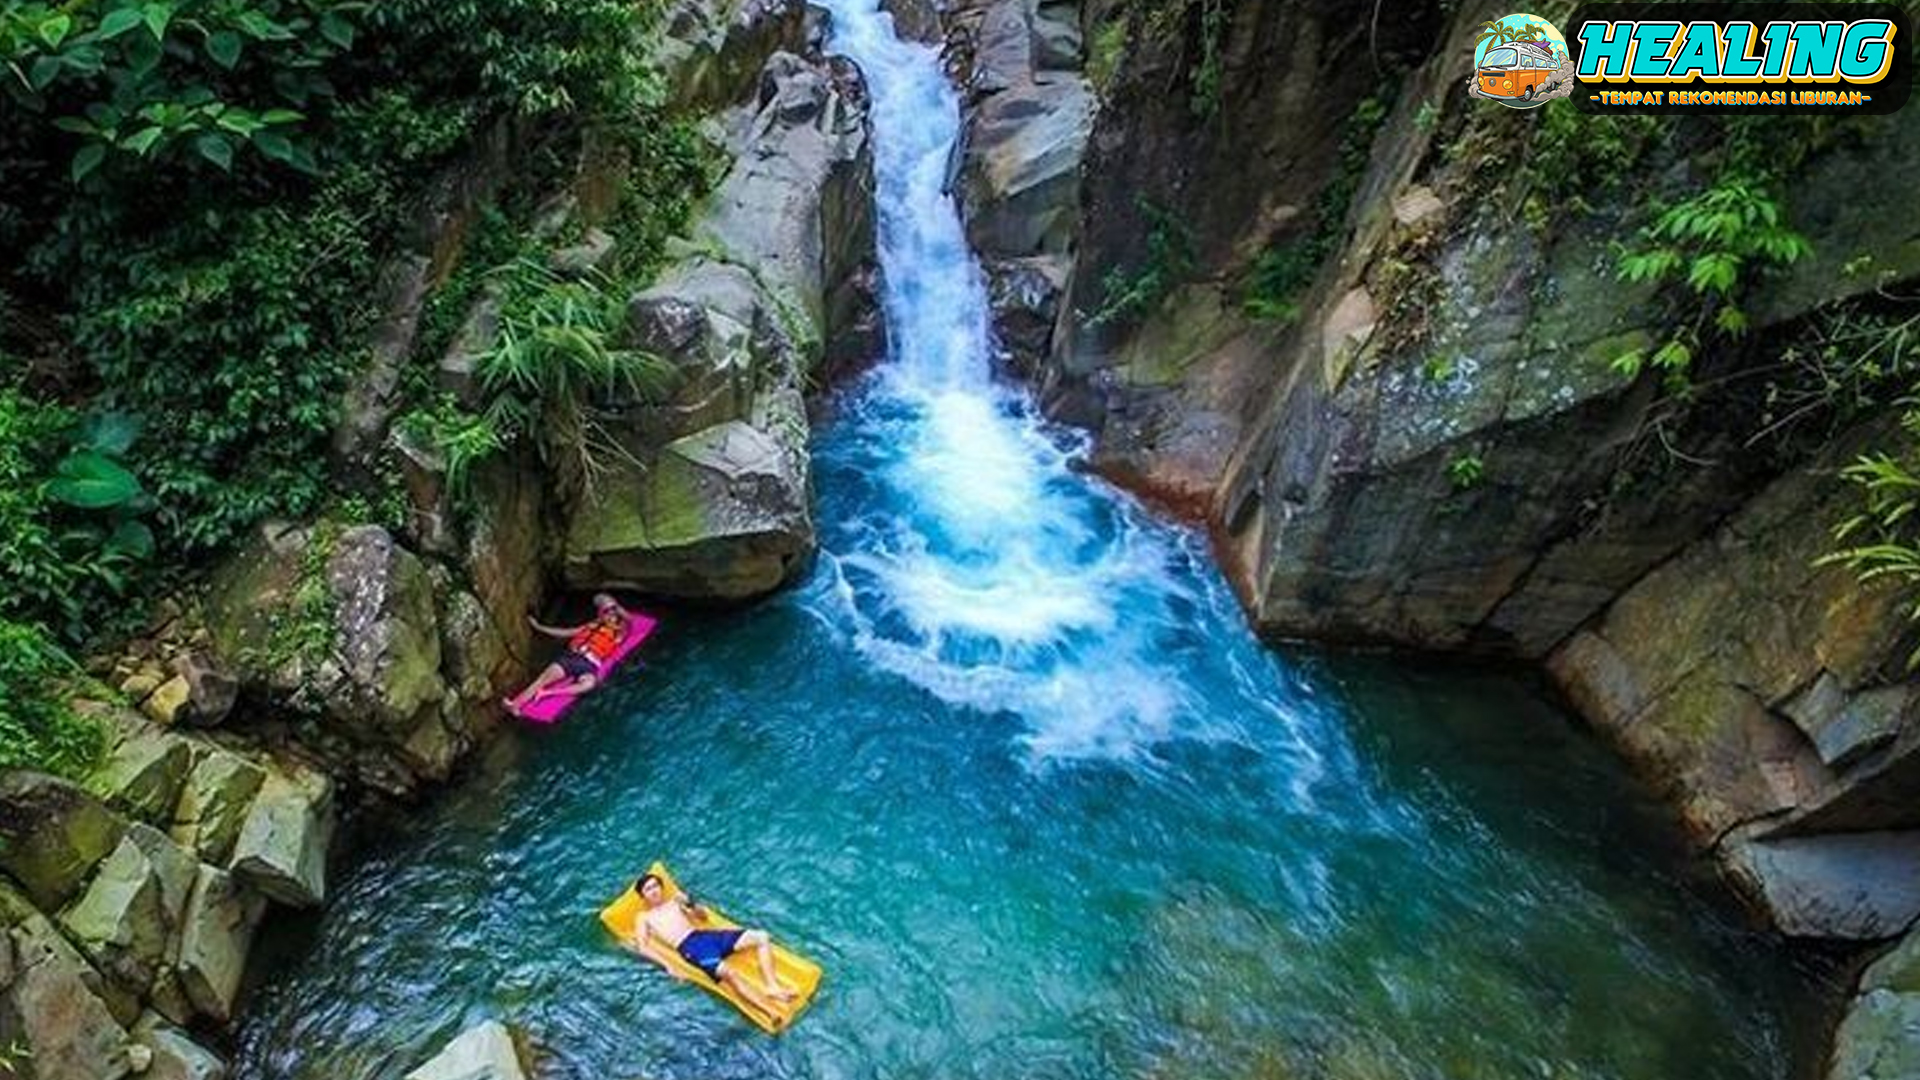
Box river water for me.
[229,2,1826,1076]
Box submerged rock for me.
[405,1020,530,1080]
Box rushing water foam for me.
[807,0,1253,764]
[228,6,1824,1077]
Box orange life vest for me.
[569,614,624,662]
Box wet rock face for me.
[947,0,1093,378]
[1549,419,1920,937]
[563,47,878,600]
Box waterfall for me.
[812,0,1263,764]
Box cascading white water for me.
[811,0,1279,764]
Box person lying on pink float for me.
[504,593,645,717]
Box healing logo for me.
[1470,13,1574,108]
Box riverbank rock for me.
[947,0,1091,377]
[0,887,138,1080]
[1549,417,1920,937]
[0,773,124,911]
[228,765,333,909]
[562,47,877,600]
[206,521,489,794]
[133,1012,228,1080]
[58,824,198,1016]
[405,1020,530,1080]
[176,865,265,1023]
[1826,929,1920,1079]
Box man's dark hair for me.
[636,872,663,893]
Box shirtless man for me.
[627,873,796,1028]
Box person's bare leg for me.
[542,673,597,701]
[720,969,784,1030]
[506,663,567,710]
[735,929,794,1000]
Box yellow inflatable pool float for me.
[599,862,822,1034]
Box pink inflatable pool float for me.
[515,612,659,725]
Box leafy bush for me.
[0,386,156,639]
[0,0,671,639]
[0,619,105,779]
[1612,176,1811,386]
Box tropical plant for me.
[0,618,105,779]
[467,260,679,497]
[1612,175,1811,387]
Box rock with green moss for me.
[170,747,266,867]
[206,521,455,794]
[86,709,194,827]
[228,763,333,909]
[58,824,198,1016]
[567,399,814,598]
[0,772,126,912]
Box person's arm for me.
[681,895,712,923]
[630,917,688,980]
[528,616,585,639]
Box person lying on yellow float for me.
[610,868,817,1033]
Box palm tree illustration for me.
[1476,18,1553,59]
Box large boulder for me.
[207,522,462,793]
[946,0,1092,374]
[568,405,815,598]
[1724,828,1920,940]
[86,708,194,826]
[0,773,125,911]
[58,825,197,1014]
[1,888,137,1080]
[958,76,1094,259]
[174,865,264,1023]
[563,48,877,601]
[656,0,809,113]
[169,745,266,866]
[406,1020,530,1080]
[228,764,333,909]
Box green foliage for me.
[1448,453,1485,491]
[1189,0,1228,118]
[1090,200,1194,328]
[264,517,339,669]
[2,0,357,184]
[0,618,105,779]
[1611,177,1809,387]
[1087,18,1128,94]
[0,386,156,640]
[0,0,669,647]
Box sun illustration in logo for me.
[1469,13,1573,109]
